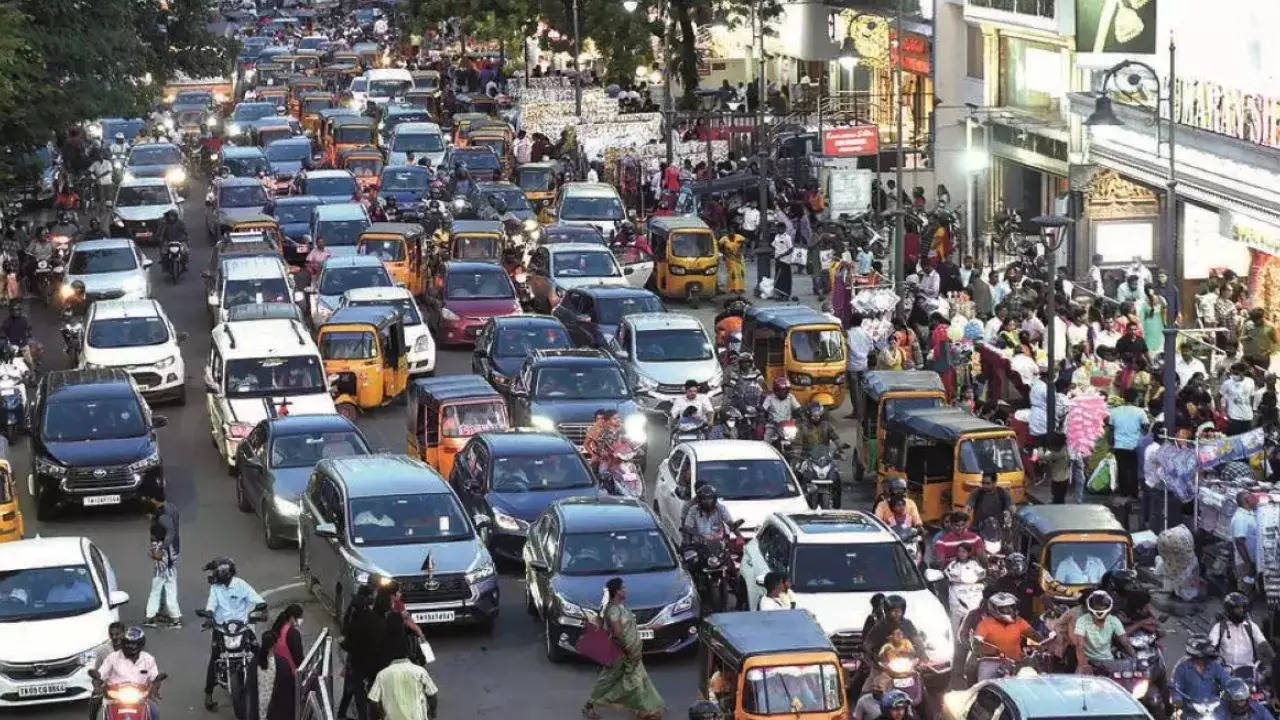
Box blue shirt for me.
[1108,405,1148,450]
[1171,658,1230,705]
[205,577,264,625]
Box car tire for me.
[234,476,252,512]
[263,505,285,550]
[544,616,566,663]
[525,585,538,617]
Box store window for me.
[998,36,1061,111]
[967,26,984,80]
[1094,221,1155,264]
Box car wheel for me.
[234,476,252,512]
[263,505,285,550]
[525,585,538,617]
[544,615,566,663]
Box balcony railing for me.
[966,0,1054,19]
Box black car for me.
[552,286,664,348]
[470,181,535,223]
[442,146,502,188]
[31,368,168,519]
[450,431,600,561]
[471,315,572,389]
[524,496,697,661]
[542,223,606,246]
[233,414,372,548]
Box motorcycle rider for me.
[1100,569,1160,634]
[3,301,34,368]
[880,690,914,720]
[972,593,1040,679]
[155,209,190,272]
[874,477,923,529]
[796,400,843,506]
[82,217,107,241]
[25,227,54,291]
[724,351,763,417]
[1074,590,1136,674]
[984,553,1039,621]
[1209,592,1274,671]
[714,295,748,348]
[1215,678,1275,720]
[92,626,163,720]
[201,557,264,711]
[109,132,130,159]
[710,406,746,440]
[679,484,737,545]
[761,377,800,444]
[934,511,984,566]
[863,595,927,670]
[1172,635,1232,711]
[669,379,715,429]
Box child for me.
[877,627,915,666]
[144,522,181,628]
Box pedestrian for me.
[1108,387,1149,527]
[1232,491,1260,594]
[717,225,746,294]
[769,222,794,300]
[144,521,181,627]
[1042,432,1072,504]
[89,150,114,206]
[259,604,305,720]
[845,314,873,420]
[582,577,664,720]
[339,585,381,720]
[1219,363,1257,436]
[367,614,439,720]
[145,496,180,558]
[307,237,331,280]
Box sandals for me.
[582,704,601,720]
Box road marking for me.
[262,580,306,597]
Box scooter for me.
[0,348,29,441]
[766,418,799,461]
[670,406,710,445]
[1093,650,1167,720]
[795,442,848,509]
[61,310,84,368]
[162,241,186,283]
[979,516,1007,579]
[892,524,923,566]
[600,443,644,498]
[945,561,987,629]
[89,670,167,720]
[877,649,924,709]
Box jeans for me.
[146,571,179,619]
[337,661,370,720]
[1070,458,1086,503]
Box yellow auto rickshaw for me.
[298,91,336,134]
[256,62,288,87]
[854,370,947,484]
[324,115,377,167]
[646,216,719,307]
[444,220,506,265]
[318,306,409,418]
[225,215,286,252]
[330,51,360,69]
[287,77,324,113]
[255,86,290,110]
[742,304,847,408]
[337,145,384,192]
[320,63,361,91]
[357,223,427,293]
[875,406,1025,525]
[699,610,849,720]
[287,55,321,75]
[1012,504,1133,608]
[467,130,515,179]
[0,438,23,542]
[407,375,509,477]
[450,113,489,146]
[252,122,297,148]
[515,162,557,213]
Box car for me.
[547,182,625,240]
[226,101,280,138]
[267,194,322,263]
[552,285,664,348]
[740,510,953,679]
[297,34,328,52]
[225,301,308,325]
[653,440,809,537]
[109,177,181,244]
[471,315,572,389]
[541,223,606,246]
[206,318,336,471]
[360,68,414,106]
[308,255,393,327]
[471,181,536,223]
[338,286,436,376]
[169,89,214,113]
[264,137,315,190]
[63,237,152,303]
[527,243,638,313]
[234,414,372,548]
[0,537,130,707]
[216,145,272,179]
[292,168,360,205]
[523,496,697,661]
[31,368,168,519]
[450,431,600,561]
[298,454,499,626]
[94,117,146,144]
[123,141,187,192]
[422,261,522,345]
[941,675,1153,720]
[309,202,371,257]
[81,299,187,404]
[386,120,445,167]
[207,255,299,326]
[609,313,722,413]
[378,165,434,211]
[205,176,272,237]
[442,145,502,185]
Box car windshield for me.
[315,218,370,247]
[517,168,551,191]
[957,436,1022,474]
[595,295,663,325]
[484,188,529,212]
[495,324,570,357]
[225,355,326,397]
[234,104,276,121]
[43,397,147,441]
[743,664,843,715]
[225,277,290,306]
[456,151,500,171]
[696,459,798,500]
[116,185,170,206]
[265,143,310,162]
[274,202,319,225]
[270,431,368,468]
[308,176,357,197]
[175,91,212,105]
[445,269,513,299]
[335,126,373,144]
[346,158,381,178]
[1048,542,1129,586]
[441,401,507,438]
[87,316,168,349]
[534,366,628,400]
[349,492,472,545]
[319,329,376,359]
[70,248,137,274]
[792,542,925,593]
[369,79,411,97]
[561,195,624,221]
[319,266,391,295]
[298,37,325,50]
[224,156,271,178]
[559,530,675,575]
[128,146,181,166]
[303,98,333,113]
[491,453,593,492]
[554,251,618,278]
[454,234,499,260]
[358,238,404,261]
[220,184,270,208]
[790,329,845,363]
[635,329,711,362]
[391,133,444,153]
[381,169,429,191]
[472,138,507,156]
[349,298,421,325]
[0,566,100,622]
[670,231,713,258]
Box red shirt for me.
[934,529,982,565]
[662,165,681,191]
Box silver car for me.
[608,312,722,413]
[63,238,152,303]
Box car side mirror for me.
[293,290,305,303]
[473,513,491,527]
[108,590,130,608]
[924,568,944,584]
[142,259,153,269]
[208,293,220,307]
[613,348,628,359]
[151,415,169,429]
[624,266,634,275]
[314,522,338,538]
[241,454,262,468]
[301,234,313,245]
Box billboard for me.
[822,126,880,157]
[1075,0,1157,54]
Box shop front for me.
[1074,168,1160,296]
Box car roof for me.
[274,194,322,206]
[393,122,442,134]
[222,255,288,279]
[529,348,615,367]
[305,169,356,179]
[562,182,620,197]
[987,676,1146,717]
[478,431,580,456]
[680,439,780,462]
[89,299,163,321]
[223,146,268,158]
[213,318,313,355]
[226,302,305,323]
[343,286,412,302]
[0,537,89,572]
[74,238,134,252]
[314,203,367,219]
[219,176,266,187]
[118,176,168,189]
[322,254,383,269]
[577,285,657,299]
[774,510,894,544]
[703,609,833,658]
[622,312,702,332]
[444,260,506,274]
[490,315,564,329]
[264,413,359,436]
[44,368,136,398]
[328,455,448,496]
[268,137,312,148]
[1014,504,1128,537]
[556,496,655,533]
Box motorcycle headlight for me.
[273,495,301,517]
[466,559,496,584]
[353,569,372,585]
[162,118,175,131]
[122,171,136,182]
[155,355,177,369]
[36,456,67,477]
[128,450,161,473]
[624,414,647,443]
[166,167,187,184]
[108,685,147,704]
[244,69,256,81]
[529,415,556,432]
[887,656,915,674]
[204,117,217,128]
[222,633,244,650]
[781,424,799,441]
[669,589,695,616]
[413,334,432,353]
[492,508,528,533]
[58,284,76,300]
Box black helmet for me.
[121,626,146,660]
[736,351,754,370]
[619,219,634,233]
[988,592,1018,623]
[1005,552,1027,577]
[88,217,101,230]
[883,594,906,613]
[805,400,823,422]
[887,477,907,496]
[1224,591,1250,618]
[1104,568,1140,594]
[163,209,179,222]
[689,701,723,720]
[1224,677,1251,710]
[205,556,237,584]
[880,690,911,712]
[1185,634,1217,659]
[695,484,718,502]
[71,279,86,294]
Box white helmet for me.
[114,132,125,142]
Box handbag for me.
[574,621,622,667]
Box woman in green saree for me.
[583,577,665,720]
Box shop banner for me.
[822,126,879,158]
[1075,0,1158,55]
[1156,428,1266,502]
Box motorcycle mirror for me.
[142,259,153,269]
[924,568,944,583]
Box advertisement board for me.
[1075,0,1157,54]
[822,125,879,158]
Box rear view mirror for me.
[151,415,169,429]
[108,590,130,608]
[315,522,338,538]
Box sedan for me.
[471,315,572,389]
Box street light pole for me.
[892,1,904,285]
[572,0,582,116]
[755,0,767,221]
[1031,214,1075,434]
[663,1,674,164]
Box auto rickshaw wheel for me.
[336,402,359,421]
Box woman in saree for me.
[583,578,664,720]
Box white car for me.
[653,439,810,538]
[0,537,130,707]
[740,511,952,677]
[206,255,300,326]
[386,121,445,168]
[109,177,180,244]
[609,312,721,413]
[547,182,626,240]
[82,299,187,404]
[338,286,435,376]
[63,238,152,303]
[206,318,336,470]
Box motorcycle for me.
[89,670,167,720]
[945,561,987,629]
[670,408,710,446]
[892,524,923,566]
[62,310,84,367]
[795,443,847,509]
[162,241,186,283]
[0,349,29,441]
[600,443,643,498]
[1093,649,1167,720]
[766,419,800,460]
[195,604,267,720]
[877,650,924,708]
[681,527,744,614]
[34,258,55,306]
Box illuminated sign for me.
[1173,78,1280,151]
[823,126,880,157]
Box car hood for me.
[444,297,521,318]
[554,275,628,293]
[82,342,177,368]
[722,495,811,535]
[530,397,638,424]
[267,466,312,501]
[553,569,689,614]
[488,487,602,523]
[793,588,950,641]
[225,394,336,426]
[115,205,174,222]
[45,435,153,467]
[218,206,270,224]
[0,608,113,664]
[636,359,720,386]
[68,270,144,294]
[271,160,303,177]
[356,539,486,577]
[128,163,179,178]
[279,221,310,240]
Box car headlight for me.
[112,214,126,228]
[128,450,161,473]
[556,593,586,618]
[440,308,459,321]
[633,373,658,391]
[492,508,528,533]
[1131,678,1150,699]
[624,413,647,443]
[79,640,111,667]
[530,415,556,432]
[669,589,695,616]
[353,569,371,585]
[36,456,67,476]
[228,122,241,135]
[273,495,301,517]
[155,354,177,369]
[670,265,687,275]
[166,167,187,184]
[413,334,432,353]
[58,283,76,300]
[466,558,496,584]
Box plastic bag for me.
[1088,454,1116,494]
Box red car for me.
[426,261,521,345]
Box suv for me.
[740,511,951,680]
[81,299,187,404]
[291,169,359,205]
[216,145,271,179]
[298,455,499,627]
[386,121,445,168]
[309,202,371,257]
[506,348,647,462]
[109,177,180,244]
[205,176,271,237]
[527,243,634,314]
[546,182,625,240]
[206,255,299,326]
[64,238,152,303]
[31,369,168,519]
[941,676,1152,720]
[123,141,187,192]
[609,312,721,413]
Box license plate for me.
[411,611,455,624]
[18,682,66,698]
[137,232,152,239]
[892,677,914,689]
[639,629,654,640]
[83,495,122,506]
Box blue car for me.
[378,165,434,207]
[264,137,314,185]
[267,194,323,265]
[450,431,600,561]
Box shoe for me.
[142,616,160,628]
[204,693,218,712]
[167,615,183,628]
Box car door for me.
[238,422,270,511]
[88,543,124,614]
[527,513,561,617]
[450,441,483,516]
[618,245,653,289]
[309,477,346,607]
[740,522,779,610]
[507,362,534,424]
[655,448,688,535]
[205,346,227,456]
[470,321,493,378]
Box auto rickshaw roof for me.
[362,222,424,239]
[410,375,502,404]
[468,119,511,134]
[299,90,335,100]
[318,108,360,120]
[450,219,504,235]
[647,215,711,232]
[702,609,833,660]
[452,113,489,126]
[1015,504,1127,538]
[883,407,1008,442]
[412,69,442,79]
[334,116,376,128]
[744,303,838,331]
[325,305,400,329]
[862,370,946,399]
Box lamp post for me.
[572,0,582,116]
[1084,36,1178,454]
[753,0,766,224]
[623,0,673,163]
[1030,214,1075,433]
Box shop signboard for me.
[826,168,873,218]
[1172,77,1280,151]
[889,30,931,75]
[1075,0,1158,55]
[1220,209,1280,256]
[822,125,879,157]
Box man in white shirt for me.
[1028,377,1065,442]
[984,307,1006,343]
[1174,344,1207,389]
[845,319,874,419]
[514,130,532,164]
[89,152,114,205]
[669,380,715,427]
[758,572,794,610]
[1088,254,1105,294]
[918,259,940,299]
[1231,491,1260,591]
[1219,363,1257,436]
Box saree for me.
[587,603,664,713]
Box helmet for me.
[805,400,823,422]
[689,701,723,720]
[619,219,634,234]
[695,484,718,502]
[771,377,791,395]
[1005,552,1027,577]
[736,351,754,370]
[1103,568,1139,594]
[163,209,179,222]
[883,594,906,614]
[1224,591,1250,618]
[1185,634,1217,659]
[1085,590,1113,619]
[722,406,743,425]
[880,690,911,712]
[887,477,907,496]
[121,626,146,660]
[1224,678,1251,711]
[114,132,125,142]
[205,556,237,584]
[88,218,101,230]
[988,592,1018,623]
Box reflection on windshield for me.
[116,186,171,206]
[495,325,570,357]
[554,251,618,278]
[454,235,498,260]
[226,355,325,397]
[369,80,411,97]
[43,398,146,441]
[303,99,333,113]
[349,492,472,545]
[485,190,529,211]
[381,170,430,191]
[635,329,711,362]
[271,431,368,469]
[392,133,444,153]
[792,543,924,593]
[491,454,592,492]
[441,401,507,438]
[790,329,845,363]
[882,396,943,424]
[348,299,421,325]
[456,152,500,171]
[670,232,713,258]
[517,170,551,191]
[445,270,512,299]
[958,436,1021,474]
[696,460,797,500]
[234,105,277,121]
[743,664,842,715]
[358,239,404,261]
[561,196,624,221]
[320,330,376,359]
[274,202,320,224]
[346,159,381,177]
[225,278,290,307]
[0,566,100,622]
[315,218,371,247]
[70,249,137,274]
[319,266,391,295]
[1049,542,1127,585]
[308,177,357,197]
[336,127,373,144]
[266,143,310,162]
[221,185,269,208]
[224,157,271,178]
[560,530,675,575]
[534,367,627,400]
[596,296,663,325]
[88,317,168,349]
